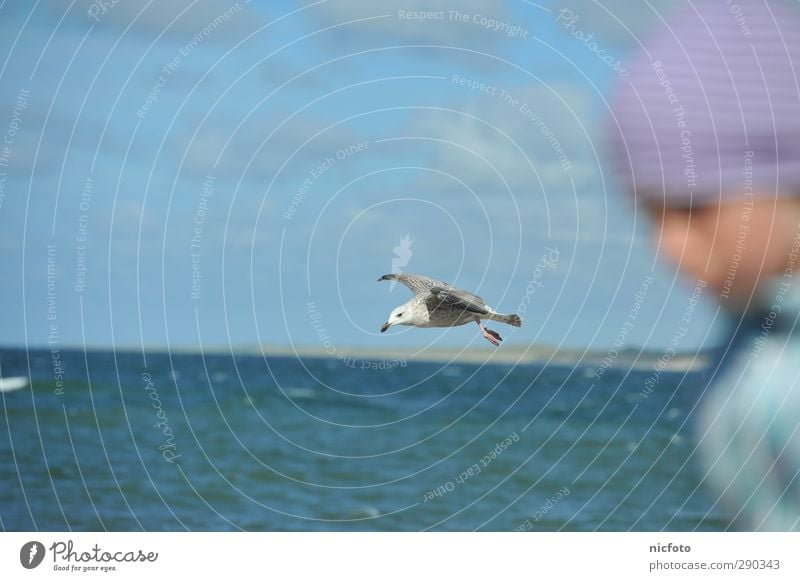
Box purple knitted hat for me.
[609,0,800,206]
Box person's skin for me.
[644,194,800,310]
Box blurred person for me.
[609,0,800,530]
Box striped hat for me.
[608,0,800,206]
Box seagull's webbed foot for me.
[478,321,502,346]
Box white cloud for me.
[174,112,364,181]
[408,81,600,196]
[552,0,683,47]
[50,0,266,44]
[304,0,519,49]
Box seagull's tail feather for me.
[487,313,522,327]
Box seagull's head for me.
[381,304,414,332]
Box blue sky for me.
[0,0,728,353]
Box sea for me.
[0,346,728,531]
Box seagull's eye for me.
[396,312,404,318]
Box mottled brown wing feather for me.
[429,286,489,315]
[378,273,451,295]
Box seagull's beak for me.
[380,322,390,333]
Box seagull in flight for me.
[378,273,522,346]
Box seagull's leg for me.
[477,320,502,346]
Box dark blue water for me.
[0,347,726,531]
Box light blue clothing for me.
[698,279,800,530]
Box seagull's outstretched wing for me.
[378,273,449,295]
[429,286,489,315]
